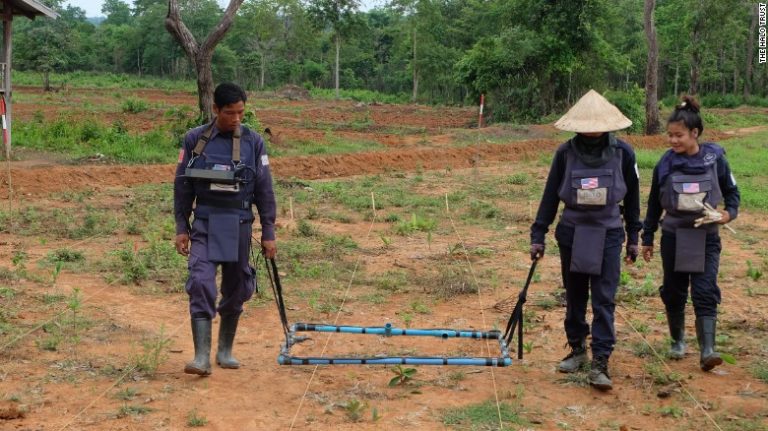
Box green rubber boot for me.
[216,313,241,369]
[667,310,686,360]
[184,317,212,376]
[696,316,723,372]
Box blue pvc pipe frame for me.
[278,322,512,366]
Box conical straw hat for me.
[554,89,632,133]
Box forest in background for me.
[13,0,768,123]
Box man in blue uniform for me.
[174,82,277,376]
[530,90,641,390]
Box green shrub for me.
[121,98,150,113]
[604,86,645,134]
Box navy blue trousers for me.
[659,230,721,317]
[185,218,256,318]
[556,224,624,358]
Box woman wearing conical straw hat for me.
[529,89,641,391]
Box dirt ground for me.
[0,88,767,431]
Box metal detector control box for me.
[185,168,236,184]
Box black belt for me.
[196,197,251,210]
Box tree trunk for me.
[732,42,739,94]
[334,33,340,99]
[43,70,51,92]
[411,26,418,103]
[165,0,244,122]
[644,0,661,135]
[688,4,703,95]
[196,55,214,122]
[720,48,726,95]
[260,52,266,89]
[744,1,758,98]
[674,61,680,96]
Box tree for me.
[744,0,758,97]
[644,0,661,134]
[234,0,283,89]
[307,0,361,98]
[165,0,243,121]
[102,0,132,25]
[13,2,90,90]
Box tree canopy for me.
[13,0,766,121]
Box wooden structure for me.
[1,0,57,155]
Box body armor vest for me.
[659,159,722,233]
[558,142,626,229]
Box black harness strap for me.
[192,121,215,156]
[196,197,251,210]
[192,118,242,163]
[502,258,539,359]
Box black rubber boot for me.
[558,340,588,373]
[588,355,612,391]
[696,316,723,371]
[184,317,212,376]
[216,313,241,369]
[666,310,686,360]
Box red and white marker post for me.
[478,93,485,128]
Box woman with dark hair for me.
[641,95,740,371]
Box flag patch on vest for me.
[682,183,700,193]
[177,149,184,163]
[581,177,599,189]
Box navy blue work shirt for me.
[173,122,276,240]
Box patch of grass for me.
[658,405,684,418]
[114,387,138,401]
[409,300,431,314]
[752,360,768,383]
[394,213,437,235]
[372,270,409,292]
[42,293,66,304]
[342,398,368,422]
[276,136,383,157]
[506,173,530,185]
[296,219,319,237]
[108,238,185,286]
[1,205,118,239]
[421,265,477,299]
[321,234,358,258]
[442,400,525,429]
[132,326,171,376]
[14,70,196,91]
[746,260,763,281]
[14,116,177,164]
[117,404,153,418]
[121,98,150,113]
[466,199,500,220]
[186,409,208,427]
[556,373,591,387]
[617,274,657,304]
[644,362,683,385]
[309,87,409,104]
[45,248,85,264]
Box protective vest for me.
[185,122,261,222]
[557,139,626,230]
[659,144,723,233]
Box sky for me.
[66,0,382,18]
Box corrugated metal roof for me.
[5,0,58,19]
